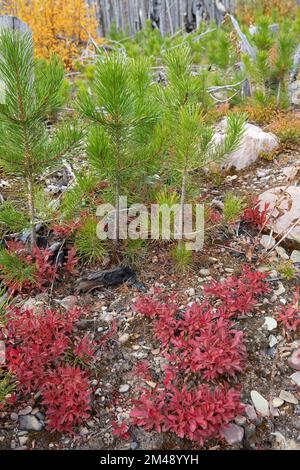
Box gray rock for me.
[279,390,299,404]
[119,384,130,394]
[290,371,300,387]
[291,250,300,264]
[19,415,44,432]
[222,423,244,444]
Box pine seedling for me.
[223,193,245,223]
[74,217,107,264]
[160,45,246,248]
[0,30,83,249]
[77,55,159,249]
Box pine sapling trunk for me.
[27,175,36,250]
[114,178,120,250]
[178,169,187,249]
[114,126,121,250]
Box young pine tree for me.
[0,30,83,248]
[77,55,159,249]
[160,45,246,248]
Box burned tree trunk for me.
[95,0,236,37]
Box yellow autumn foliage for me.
[1,0,99,68]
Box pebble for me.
[290,372,300,387]
[187,288,195,296]
[269,335,278,348]
[18,436,28,446]
[130,442,139,450]
[79,427,89,437]
[272,397,284,408]
[235,415,247,426]
[291,250,300,264]
[59,295,77,310]
[245,404,257,421]
[18,406,32,416]
[260,235,276,250]
[275,247,289,260]
[274,282,286,296]
[263,317,277,331]
[279,390,299,405]
[199,269,210,276]
[222,423,244,444]
[118,333,130,345]
[119,384,130,393]
[288,349,300,371]
[250,390,270,416]
[19,415,44,432]
[10,413,18,421]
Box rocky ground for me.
[0,135,300,451]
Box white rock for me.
[269,335,278,348]
[272,397,284,408]
[291,250,300,264]
[290,371,300,387]
[213,120,279,171]
[200,269,210,276]
[274,282,286,297]
[263,317,278,331]
[250,390,270,416]
[118,333,130,345]
[275,246,289,260]
[260,235,276,250]
[279,390,299,404]
[258,186,300,243]
[119,384,130,393]
[18,406,32,416]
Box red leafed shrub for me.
[63,247,79,275]
[32,246,58,286]
[4,306,94,434]
[204,265,269,317]
[131,383,244,446]
[1,241,79,293]
[5,307,81,393]
[138,300,246,381]
[112,420,130,440]
[74,334,95,361]
[131,267,270,445]
[52,220,82,238]
[277,291,300,332]
[41,366,91,434]
[129,360,152,381]
[242,199,270,229]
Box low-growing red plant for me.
[131,267,270,446]
[112,420,130,440]
[277,291,300,332]
[41,365,91,434]
[242,199,270,229]
[131,383,244,446]
[204,265,269,317]
[4,306,94,434]
[5,307,81,393]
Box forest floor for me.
[0,144,300,451]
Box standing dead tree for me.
[94,1,236,37]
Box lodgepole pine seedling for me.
[77,55,159,249]
[0,30,83,248]
[160,45,246,248]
